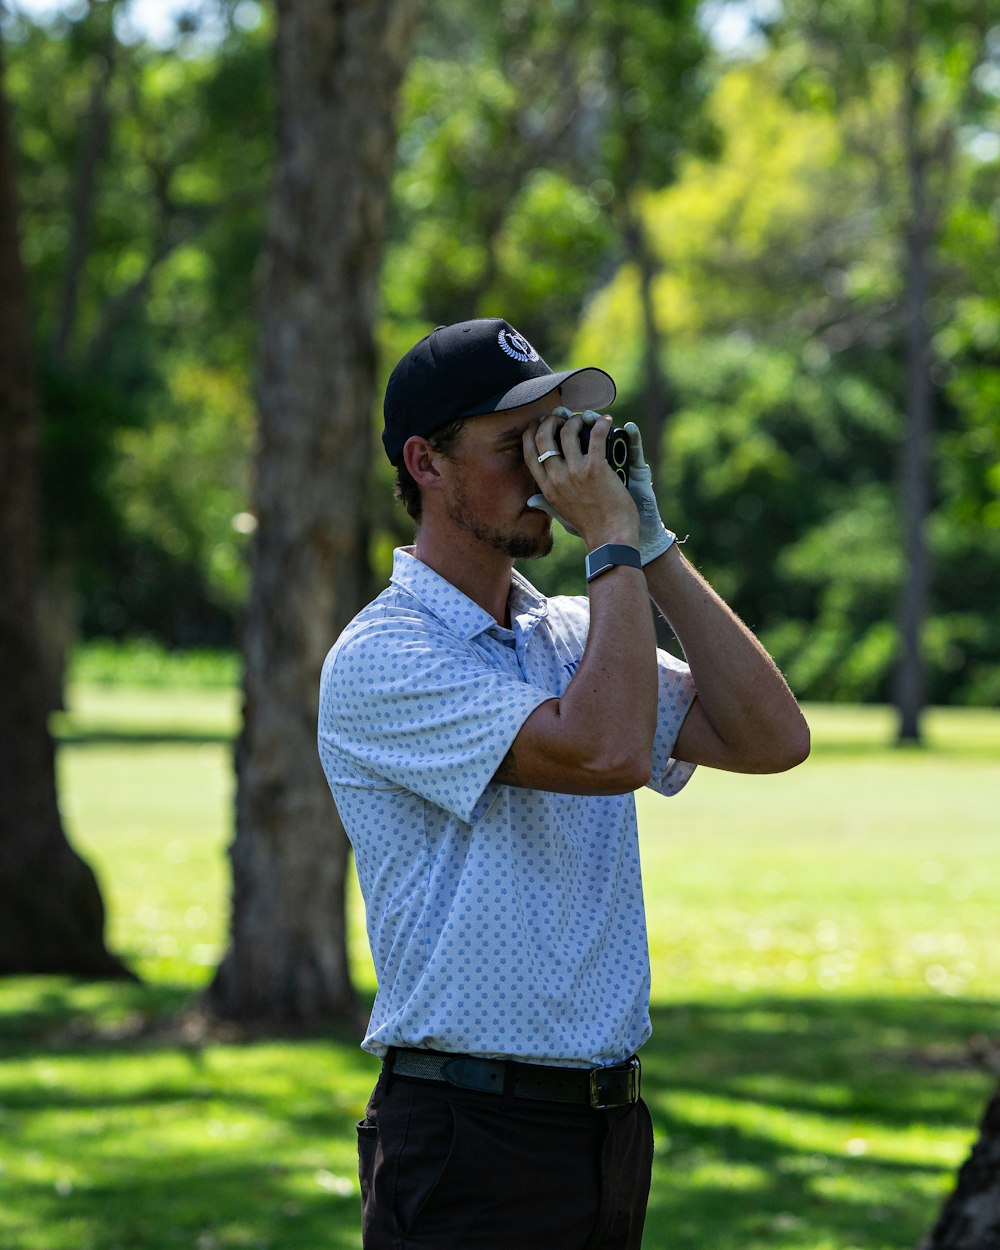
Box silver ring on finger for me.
[537,450,563,465]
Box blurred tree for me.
[4,0,272,681]
[386,4,615,354]
[769,0,998,740]
[592,0,714,463]
[574,50,999,711]
[574,62,898,660]
[207,0,421,1024]
[932,153,1000,707]
[0,26,129,979]
[385,0,713,433]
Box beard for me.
[445,483,553,560]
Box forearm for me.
[646,546,810,773]
[495,554,660,794]
[558,562,659,783]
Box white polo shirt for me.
[318,548,696,1068]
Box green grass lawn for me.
[1,691,997,1249]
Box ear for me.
[402,436,444,491]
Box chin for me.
[492,525,552,560]
[519,532,554,561]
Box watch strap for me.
[585,543,643,583]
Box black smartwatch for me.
[585,544,643,583]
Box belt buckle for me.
[588,1056,640,1110]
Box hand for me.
[525,409,639,550]
[526,407,581,534]
[525,493,580,536]
[622,422,676,565]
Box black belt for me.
[385,1048,640,1110]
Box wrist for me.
[585,542,643,583]
[580,518,640,551]
[644,537,683,573]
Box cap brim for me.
[460,366,616,419]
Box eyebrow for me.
[494,425,530,444]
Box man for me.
[318,318,809,1249]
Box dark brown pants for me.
[357,1071,654,1249]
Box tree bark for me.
[207,0,421,1024]
[0,33,131,980]
[919,1082,1000,1250]
[894,0,934,745]
[52,6,116,368]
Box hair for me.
[394,416,468,522]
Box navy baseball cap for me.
[382,318,616,464]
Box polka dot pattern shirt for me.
[318,547,696,1068]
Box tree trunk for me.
[894,0,934,745]
[622,206,670,465]
[52,5,115,368]
[919,1082,1000,1250]
[207,0,421,1024]
[608,14,671,468]
[0,33,131,980]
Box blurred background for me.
[1,1,998,1247]
[4,0,998,717]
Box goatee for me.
[445,495,553,560]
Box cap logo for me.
[497,327,539,363]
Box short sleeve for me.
[648,648,698,797]
[319,613,553,824]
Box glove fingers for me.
[624,422,649,469]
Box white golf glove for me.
[621,421,677,565]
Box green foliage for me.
[6,0,999,704]
[385,0,712,359]
[573,53,1000,705]
[489,170,616,340]
[5,1,272,650]
[110,359,256,612]
[68,639,239,690]
[38,364,137,567]
[577,61,864,351]
[386,48,612,354]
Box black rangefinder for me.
[580,421,630,489]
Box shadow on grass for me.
[0,978,195,1047]
[639,996,997,1250]
[0,977,372,1057]
[58,731,235,747]
[1,984,995,1250]
[4,1163,365,1250]
[0,978,376,1250]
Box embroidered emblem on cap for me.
[498,328,540,363]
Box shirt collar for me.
[390,547,548,642]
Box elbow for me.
[787,716,812,768]
[622,753,654,792]
[763,718,811,773]
[794,721,812,766]
[589,746,654,794]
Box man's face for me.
[438,396,558,560]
